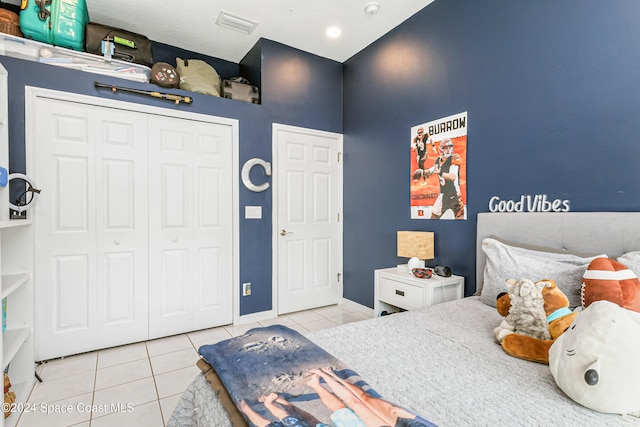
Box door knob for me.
[280,229,293,236]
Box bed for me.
[169,212,640,426]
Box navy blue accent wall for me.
[262,41,343,133]
[238,40,342,315]
[1,38,342,317]
[342,0,640,306]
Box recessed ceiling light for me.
[364,2,380,15]
[326,27,342,38]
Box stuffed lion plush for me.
[496,279,577,364]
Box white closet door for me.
[147,115,233,338]
[34,98,149,361]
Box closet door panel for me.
[94,107,149,349]
[54,156,89,230]
[103,160,134,227]
[197,247,222,307]
[51,153,93,331]
[34,98,148,360]
[54,254,90,330]
[148,117,194,337]
[148,117,233,338]
[161,164,189,227]
[99,155,142,330]
[198,166,220,226]
[192,122,233,329]
[34,98,97,360]
[103,251,137,324]
[160,248,189,314]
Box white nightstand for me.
[374,267,465,316]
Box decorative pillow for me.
[489,236,599,258]
[582,257,640,312]
[480,238,605,308]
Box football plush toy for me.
[581,258,640,311]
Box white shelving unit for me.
[0,63,35,427]
[0,33,150,83]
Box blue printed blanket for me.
[198,325,435,427]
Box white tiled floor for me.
[13,304,370,427]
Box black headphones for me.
[434,265,452,277]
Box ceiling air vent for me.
[216,11,258,35]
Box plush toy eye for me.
[584,369,599,386]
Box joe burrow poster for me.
[410,112,467,220]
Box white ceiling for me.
[81,0,435,63]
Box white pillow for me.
[617,251,640,278]
[480,238,605,309]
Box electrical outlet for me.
[242,282,251,296]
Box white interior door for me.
[147,116,234,338]
[33,97,149,361]
[274,124,343,314]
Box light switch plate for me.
[245,205,262,219]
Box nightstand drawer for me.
[378,277,423,310]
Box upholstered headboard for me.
[476,212,640,294]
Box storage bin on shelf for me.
[0,33,150,82]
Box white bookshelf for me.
[0,63,35,427]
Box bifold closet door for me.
[147,115,233,339]
[34,98,149,361]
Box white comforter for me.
[168,297,640,426]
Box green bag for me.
[176,58,221,97]
[20,0,90,51]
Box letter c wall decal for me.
[241,158,272,192]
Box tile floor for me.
[13,304,370,427]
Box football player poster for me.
[410,111,467,220]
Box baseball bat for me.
[94,81,193,105]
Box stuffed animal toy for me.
[2,373,14,419]
[495,279,577,364]
[493,279,550,342]
[549,300,640,416]
[582,257,640,311]
[3,391,14,419]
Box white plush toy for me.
[549,300,640,416]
